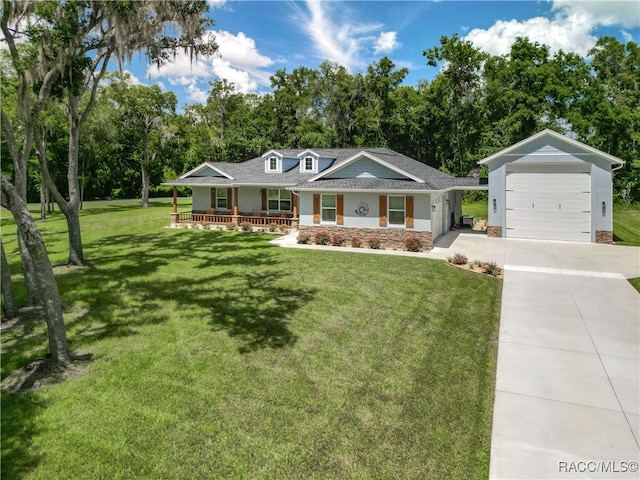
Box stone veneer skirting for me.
[595,230,613,244]
[486,226,503,238]
[298,225,433,251]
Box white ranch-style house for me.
[164,130,622,248]
[163,147,485,250]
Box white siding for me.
[192,187,211,211]
[298,191,432,231]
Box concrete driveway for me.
[431,231,640,479]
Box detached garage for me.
[480,129,624,243]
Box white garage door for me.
[505,164,591,242]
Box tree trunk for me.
[35,126,84,266]
[1,175,69,365]
[40,181,47,220]
[1,240,19,319]
[66,104,84,264]
[16,229,42,306]
[141,163,150,208]
[141,130,150,208]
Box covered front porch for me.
[168,186,299,229]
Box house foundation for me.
[595,230,613,244]
[486,226,503,238]
[299,225,433,251]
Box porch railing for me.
[175,211,297,228]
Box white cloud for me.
[146,29,274,99]
[215,30,274,70]
[207,0,226,9]
[374,31,401,55]
[551,0,640,29]
[464,0,639,58]
[293,0,384,70]
[621,30,634,43]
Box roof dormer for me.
[298,149,319,174]
[263,150,283,173]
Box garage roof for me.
[478,129,625,166]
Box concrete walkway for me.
[435,232,640,479]
[272,230,640,478]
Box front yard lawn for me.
[613,204,640,246]
[2,202,501,479]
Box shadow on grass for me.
[55,230,312,353]
[1,392,44,480]
[1,229,314,476]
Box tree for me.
[424,34,487,175]
[1,0,217,364]
[574,37,640,201]
[107,80,177,207]
[1,175,69,364]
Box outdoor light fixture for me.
[431,204,436,212]
[602,201,606,216]
[493,198,497,213]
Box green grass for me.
[2,201,502,479]
[613,204,640,246]
[462,200,488,220]
[629,277,640,293]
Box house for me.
[479,129,624,243]
[163,148,485,250]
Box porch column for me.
[292,191,298,218]
[172,186,178,213]
[170,186,179,225]
[233,187,239,216]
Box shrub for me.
[447,252,468,265]
[268,223,279,232]
[404,235,423,252]
[240,222,253,232]
[368,237,382,249]
[314,230,331,245]
[351,236,362,248]
[482,261,500,276]
[473,259,484,268]
[331,233,346,246]
[297,233,311,244]
[281,227,290,235]
[225,223,237,231]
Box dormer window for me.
[268,157,278,171]
[303,157,314,171]
[299,152,319,173]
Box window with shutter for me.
[406,196,414,228]
[313,194,320,223]
[379,196,387,226]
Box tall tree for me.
[573,37,640,201]
[424,34,487,175]
[106,80,177,207]
[1,0,217,364]
[1,174,69,364]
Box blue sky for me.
[124,0,640,108]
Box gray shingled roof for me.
[292,176,482,191]
[163,148,485,191]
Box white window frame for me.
[217,189,228,209]
[302,156,315,172]
[267,156,279,172]
[267,189,291,211]
[388,195,406,227]
[321,194,337,224]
